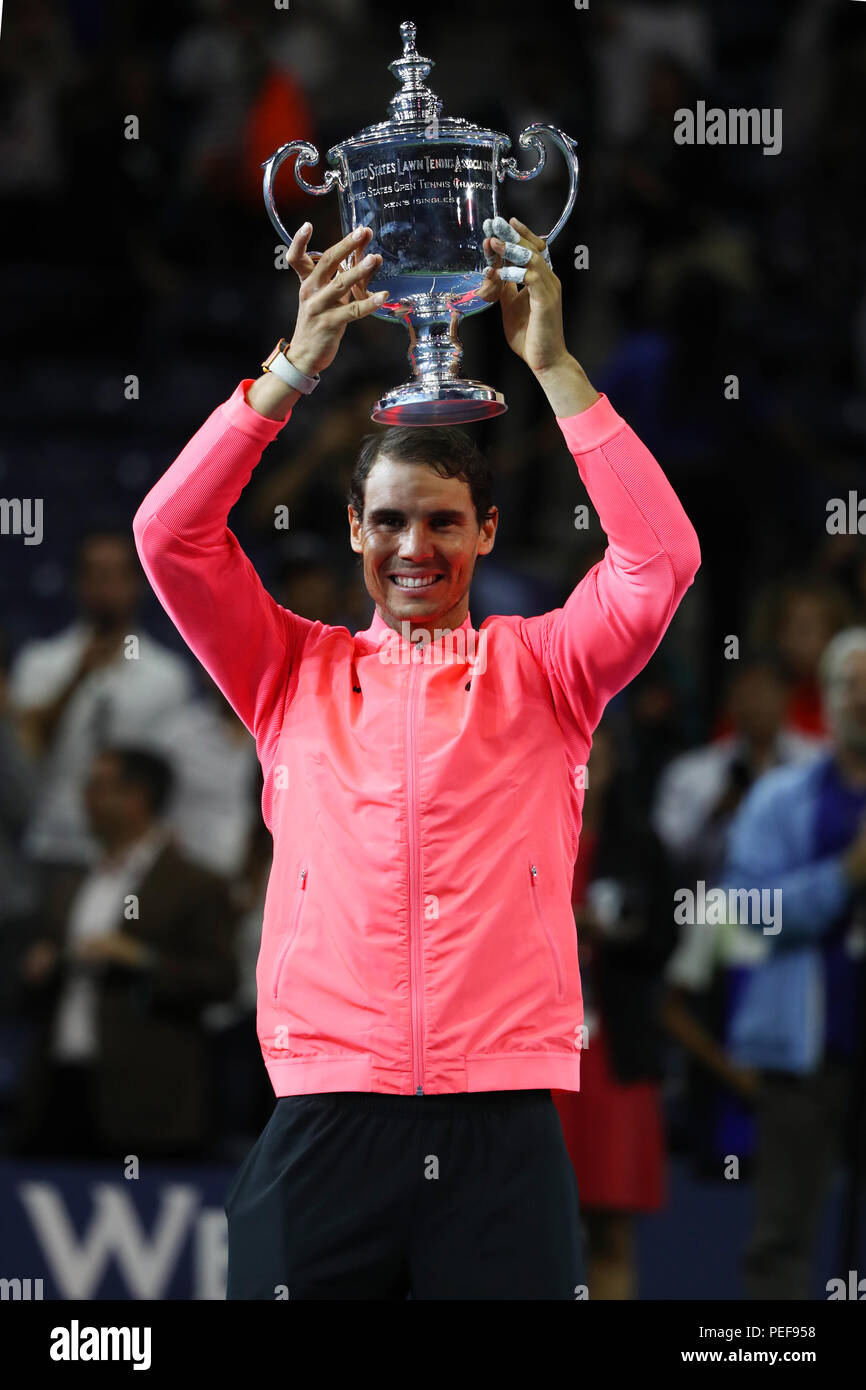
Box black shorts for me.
[225,1088,584,1300]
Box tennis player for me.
[133,216,700,1299]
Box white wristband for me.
[264,342,321,394]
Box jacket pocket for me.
[272,862,309,1001]
[528,860,565,999]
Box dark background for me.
[3,0,865,688]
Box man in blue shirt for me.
[721,627,866,1299]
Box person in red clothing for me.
[552,719,677,1299]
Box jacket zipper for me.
[272,863,308,1001]
[529,861,565,997]
[406,654,425,1094]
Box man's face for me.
[348,456,497,634]
[827,648,866,757]
[76,536,141,628]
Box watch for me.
[261,338,321,394]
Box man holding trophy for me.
[133,212,699,1299]
[133,23,700,1300]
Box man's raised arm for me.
[132,224,387,740]
[481,216,701,736]
[132,375,306,740]
[533,356,700,736]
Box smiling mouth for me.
[388,574,444,590]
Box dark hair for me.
[102,746,175,817]
[347,426,494,527]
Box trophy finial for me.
[400,21,416,55]
[387,19,442,124]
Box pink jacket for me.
[133,379,700,1096]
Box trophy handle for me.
[261,141,344,247]
[494,123,579,250]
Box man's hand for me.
[479,216,600,415]
[247,223,388,420]
[479,215,567,373]
[287,223,387,378]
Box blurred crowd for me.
[2,0,866,1300]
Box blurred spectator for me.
[9,746,237,1160]
[0,0,81,197]
[614,55,716,266]
[594,2,712,146]
[655,653,822,1172]
[0,630,38,928]
[168,0,316,209]
[140,672,259,879]
[814,534,866,628]
[743,575,856,738]
[721,628,866,1298]
[0,631,40,1126]
[654,653,823,885]
[551,720,678,1300]
[7,529,193,868]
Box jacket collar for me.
[363,606,475,651]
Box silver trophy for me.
[262,19,579,424]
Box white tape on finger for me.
[490,215,521,243]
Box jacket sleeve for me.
[721,772,851,942]
[517,394,701,737]
[132,379,314,741]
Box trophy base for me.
[371,381,507,426]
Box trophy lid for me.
[387,20,442,124]
[327,19,502,157]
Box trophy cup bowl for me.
[262,20,579,425]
